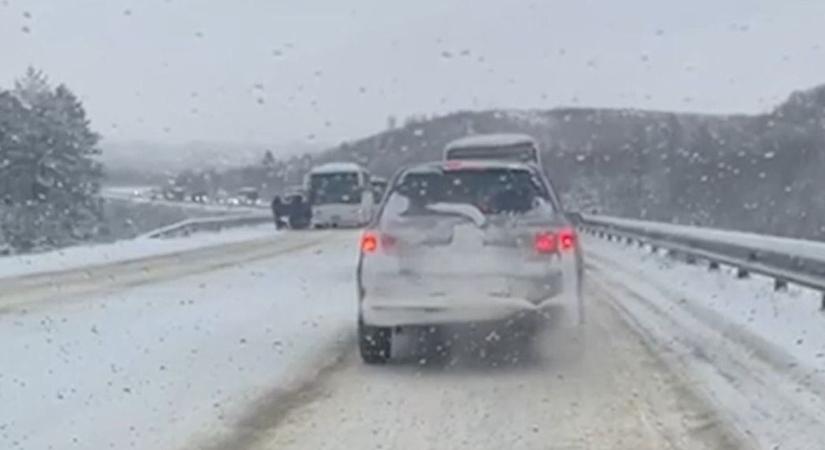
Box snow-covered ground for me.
[585,234,825,449]
[0,224,278,280]
[4,220,824,450]
[0,231,358,450]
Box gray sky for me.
[2,0,824,149]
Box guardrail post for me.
[773,279,788,291]
[709,261,720,271]
[821,293,825,311]
[685,254,697,265]
[736,267,750,279]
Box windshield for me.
[309,172,362,205]
[3,2,824,449]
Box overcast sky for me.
[1,0,824,150]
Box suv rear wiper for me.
[423,202,487,228]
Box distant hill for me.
[164,84,825,240]
[307,84,825,240]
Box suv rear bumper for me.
[360,286,579,327]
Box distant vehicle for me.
[190,191,209,203]
[370,177,388,200]
[307,162,375,228]
[356,159,583,364]
[237,187,260,205]
[163,187,186,201]
[444,133,542,168]
[147,188,163,200]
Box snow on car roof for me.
[445,133,537,150]
[404,160,535,175]
[309,162,365,174]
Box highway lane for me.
[0,230,357,450]
[1,229,773,449]
[197,235,749,450]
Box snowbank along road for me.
[2,229,824,449]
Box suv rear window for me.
[380,167,554,223]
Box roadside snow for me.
[0,232,357,450]
[586,235,825,448]
[586,235,825,372]
[0,224,278,280]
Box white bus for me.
[444,133,542,168]
[307,162,375,228]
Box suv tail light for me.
[534,232,558,253]
[360,231,396,254]
[361,232,378,253]
[559,227,576,251]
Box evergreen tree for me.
[0,67,104,250]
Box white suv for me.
[356,160,583,364]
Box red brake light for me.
[361,232,378,253]
[361,232,396,253]
[534,232,557,253]
[559,228,576,251]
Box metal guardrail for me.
[140,213,273,239]
[578,214,825,310]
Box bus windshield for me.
[309,172,362,205]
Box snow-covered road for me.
[0,230,358,450]
[3,229,824,449]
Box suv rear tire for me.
[358,318,392,364]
